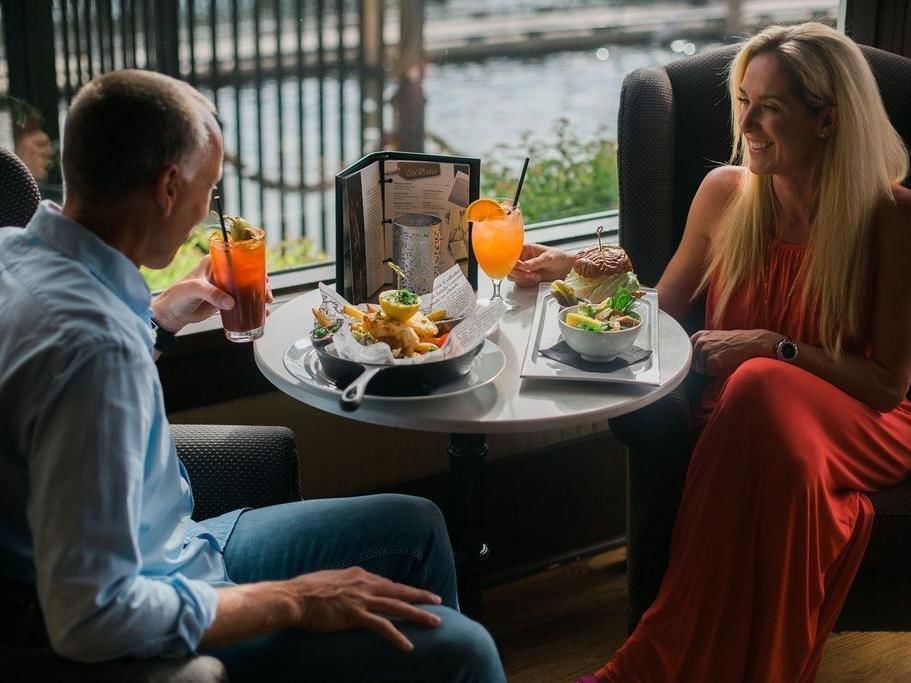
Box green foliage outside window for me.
[481,118,619,224]
[140,226,326,292]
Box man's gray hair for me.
[62,69,216,201]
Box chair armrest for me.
[3,646,227,683]
[172,424,301,521]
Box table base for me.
[447,432,488,618]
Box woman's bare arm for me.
[656,166,742,321]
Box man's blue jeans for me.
[203,494,506,682]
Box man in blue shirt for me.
[0,69,504,681]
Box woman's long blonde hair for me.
[701,22,908,356]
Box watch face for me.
[779,340,798,361]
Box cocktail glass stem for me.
[489,278,517,312]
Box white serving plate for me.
[519,283,661,386]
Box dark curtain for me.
[846,0,911,57]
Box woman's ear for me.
[152,164,180,217]
[818,106,837,139]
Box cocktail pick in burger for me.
[560,226,641,304]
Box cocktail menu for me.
[335,151,481,303]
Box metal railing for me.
[3,0,390,259]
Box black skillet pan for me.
[315,334,482,411]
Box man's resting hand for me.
[201,567,444,652]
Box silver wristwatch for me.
[775,336,798,362]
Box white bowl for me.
[558,304,642,362]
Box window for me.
[2,0,840,293]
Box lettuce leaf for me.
[576,320,604,332]
[606,287,634,314]
[564,270,640,304]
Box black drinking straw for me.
[511,157,531,211]
[212,194,237,298]
[214,194,230,242]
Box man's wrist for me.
[150,318,178,354]
[273,580,305,629]
[149,298,183,336]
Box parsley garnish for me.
[394,289,419,305]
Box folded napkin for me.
[540,340,651,373]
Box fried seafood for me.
[362,313,422,357]
[403,311,438,339]
[330,285,452,358]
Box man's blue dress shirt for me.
[0,202,242,661]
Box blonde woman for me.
[511,23,911,681]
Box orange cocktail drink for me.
[471,208,524,278]
[208,227,267,342]
[469,198,525,308]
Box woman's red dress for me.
[589,239,911,682]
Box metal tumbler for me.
[391,213,442,295]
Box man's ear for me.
[153,164,181,217]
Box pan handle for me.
[340,366,384,411]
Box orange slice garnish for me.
[465,198,507,222]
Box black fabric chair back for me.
[618,43,911,289]
[0,148,41,227]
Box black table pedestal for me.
[447,432,489,618]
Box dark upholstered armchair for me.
[613,43,911,632]
[0,147,42,227]
[4,424,301,682]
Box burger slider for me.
[564,244,640,304]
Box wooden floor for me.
[483,548,911,682]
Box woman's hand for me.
[690,329,778,376]
[508,243,575,287]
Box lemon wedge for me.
[565,312,604,330]
[379,290,421,322]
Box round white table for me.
[255,278,692,615]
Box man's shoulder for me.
[0,237,148,363]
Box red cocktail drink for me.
[208,228,267,342]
